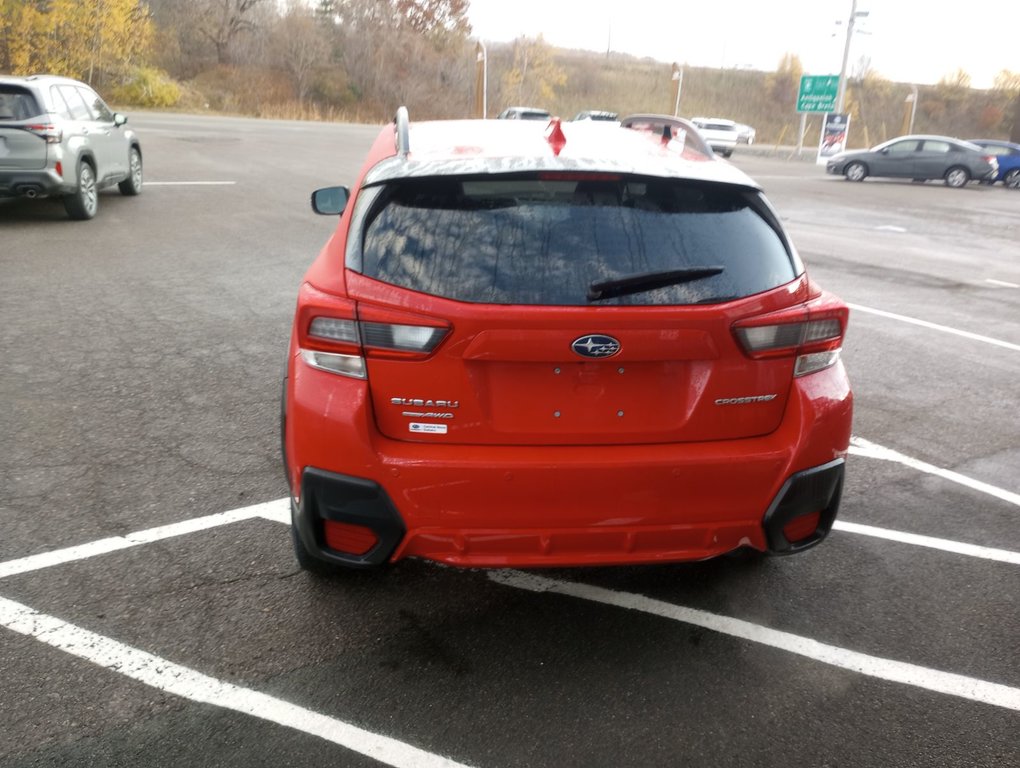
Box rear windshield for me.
[354,174,798,306]
[0,86,41,121]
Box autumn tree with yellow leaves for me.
[0,0,153,83]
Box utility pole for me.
[836,0,868,114]
[475,41,487,119]
[672,63,684,117]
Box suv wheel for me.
[119,147,143,196]
[64,161,98,220]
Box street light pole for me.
[475,41,488,119]
[835,0,868,114]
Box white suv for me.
[691,117,740,158]
[0,74,142,220]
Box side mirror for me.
[880,148,889,155]
[113,113,128,127]
[311,186,349,215]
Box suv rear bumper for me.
[0,167,70,198]
[286,360,852,568]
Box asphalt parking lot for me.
[1,113,1018,767]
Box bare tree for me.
[271,3,331,103]
[198,0,268,65]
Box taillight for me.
[732,292,848,377]
[296,284,449,378]
[24,123,63,144]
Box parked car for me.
[496,106,551,121]
[0,74,142,219]
[825,135,998,188]
[618,114,715,157]
[572,110,618,122]
[690,117,740,157]
[283,107,852,574]
[967,139,1020,189]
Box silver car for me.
[825,135,997,188]
[0,74,142,219]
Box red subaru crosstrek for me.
[282,110,852,573]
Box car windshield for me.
[354,174,797,306]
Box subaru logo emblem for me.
[571,334,621,359]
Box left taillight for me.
[24,123,63,144]
[296,284,449,378]
[732,292,848,377]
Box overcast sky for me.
[467,0,1019,89]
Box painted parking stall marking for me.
[850,437,1020,508]
[0,596,475,768]
[143,180,237,186]
[848,303,1020,353]
[832,521,1020,565]
[0,499,289,581]
[487,571,1020,713]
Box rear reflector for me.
[782,511,821,543]
[324,520,379,556]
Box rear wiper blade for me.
[587,266,725,302]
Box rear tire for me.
[119,147,142,195]
[1004,169,1020,190]
[291,521,341,577]
[944,166,970,188]
[844,162,867,182]
[64,161,98,220]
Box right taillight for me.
[733,292,848,377]
[296,283,449,378]
[24,123,63,144]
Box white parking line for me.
[850,437,1020,508]
[848,303,1020,352]
[985,279,1019,288]
[0,596,473,768]
[0,499,288,580]
[832,521,1020,565]
[488,570,1020,712]
[143,181,237,186]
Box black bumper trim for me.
[762,458,845,555]
[293,468,406,568]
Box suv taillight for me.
[732,293,848,377]
[296,284,449,378]
[24,123,63,144]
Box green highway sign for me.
[797,75,839,113]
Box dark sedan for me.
[826,135,998,188]
[968,139,1020,189]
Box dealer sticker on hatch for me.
[410,422,448,435]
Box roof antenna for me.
[394,106,410,158]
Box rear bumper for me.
[291,458,844,567]
[0,168,69,198]
[286,358,852,568]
